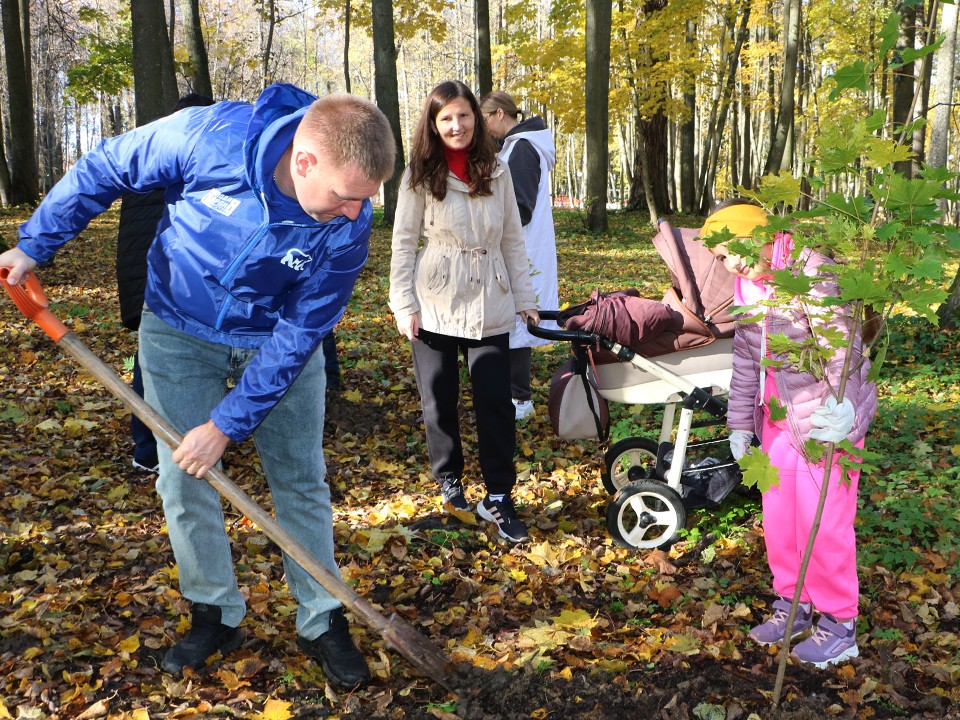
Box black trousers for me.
[509,347,533,401]
[411,330,516,496]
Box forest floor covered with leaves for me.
[1,207,959,720]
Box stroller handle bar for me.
[527,311,615,349]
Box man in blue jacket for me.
[0,83,395,688]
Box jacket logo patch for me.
[281,248,312,271]
[200,188,241,216]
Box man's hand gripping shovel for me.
[1,269,456,692]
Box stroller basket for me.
[528,219,745,551]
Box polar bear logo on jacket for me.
[281,248,312,271]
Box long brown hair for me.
[407,80,497,200]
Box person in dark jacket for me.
[2,84,396,688]
[479,91,559,421]
[117,93,215,474]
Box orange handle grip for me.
[0,268,70,342]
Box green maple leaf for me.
[828,61,874,100]
[767,396,787,422]
[738,451,781,493]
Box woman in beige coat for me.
[389,80,538,543]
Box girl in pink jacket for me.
[702,202,878,668]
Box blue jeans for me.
[139,309,339,640]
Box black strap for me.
[575,353,608,440]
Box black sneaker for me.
[161,603,242,673]
[477,496,529,542]
[440,477,470,512]
[297,607,371,688]
[132,457,159,473]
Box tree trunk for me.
[678,21,696,213]
[131,0,179,126]
[912,2,936,177]
[585,0,612,232]
[928,2,957,170]
[475,0,492,97]
[1,0,39,205]
[0,108,11,206]
[261,0,277,89]
[938,266,960,329]
[182,0,213,98]
[698,4,751,213]
[343,0,351,93]
[763,0,800,175]
[892,1,917,178]
[740,74,752,190]
[372,0,406,224]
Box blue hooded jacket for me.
[17,84,373,441]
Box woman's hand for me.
[519,309,540,326]
[396,312,420,341]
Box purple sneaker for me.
[792,614,859,668]
[749,598,812,646]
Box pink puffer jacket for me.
[727,249,878,447]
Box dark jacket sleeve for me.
[507,139,542,227]
[115,189,166,330]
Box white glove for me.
[729,429,754,461]
[808,396,855,443]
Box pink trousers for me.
[759,412,861,619]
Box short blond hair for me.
[297,95,396,182]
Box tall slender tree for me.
[585,0,612,232]
[891,0,917,178]
[763,0,800,175]
[475,0,492,97]
[372,0,406,223]
[131,0,179,125]
[1,0,39,205]
[343,0,351,92]
[182,0,213,98]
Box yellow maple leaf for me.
[524,541,559,567]
[258,699,292,720]
[553,608,597,630]
[343,389,362,403]
[215,669,250,691]
[117,633,140,653]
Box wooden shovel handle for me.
[1,270,456,690]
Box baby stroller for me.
[529,219,744,551]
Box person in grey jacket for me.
[703,201,878,669]
[389,80,538,543]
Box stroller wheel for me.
[606,481,686,551]
[602,437,659,494]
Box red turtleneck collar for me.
[443,145,470,183]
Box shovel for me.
[1,268,456,692]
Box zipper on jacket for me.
[215,221,271,330]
